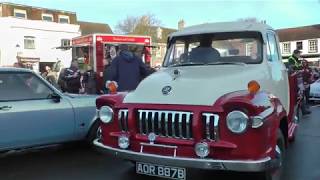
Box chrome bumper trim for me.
[94,140,280,172]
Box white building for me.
[0,2,81,72]
[277,25,320,65]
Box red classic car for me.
[94,22,299,180]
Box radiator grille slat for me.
[118,109,128,131]
[202,113,219,141]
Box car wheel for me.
[260,129,285,180]
[86,121,101,145]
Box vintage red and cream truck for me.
[94,22,300,180]
[71,34,152,92]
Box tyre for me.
[86,121,102,145]
[260,129,285,180]
[294,105,301,124]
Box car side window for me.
[266,33,280,62]
[0,72,54,101]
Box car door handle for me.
[0,106,12,111]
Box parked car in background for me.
[0,68,99,153]
[310,79,320,101]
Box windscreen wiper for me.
[207,62,247,66]
[169,62,205,67]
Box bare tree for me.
[115,14,161,36]
[114,15,139,34]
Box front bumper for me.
[94,139,280,172]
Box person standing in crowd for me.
[42,65,58,88]
[109,44,152,92]
[81,65,96,94]
[102,58,113,94]
[287,49,303,72]
[64,61,81,93]
[302,60,313,107]
[287,50,311,115]
[312,67,320,81]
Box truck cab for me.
[94,22,298,180]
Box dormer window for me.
[14,9,27,19]
[42,13,53,22]
[58,15,69,24]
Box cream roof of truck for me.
[170,22,274,40]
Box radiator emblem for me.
[148,133,157,144]
[162,86,172,95]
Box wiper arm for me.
[169,62,205,67]
[207,62,247,66]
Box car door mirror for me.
[50,92,61,103]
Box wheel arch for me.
[279,116,289,147]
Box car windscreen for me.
[163,31,263,67]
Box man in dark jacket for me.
[64,61,81,93]
[109,44,151,92]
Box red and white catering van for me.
[72,34,152,92]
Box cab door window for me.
[266,33,281,62]
[0,72,53,101]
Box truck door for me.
[266,32,290,113]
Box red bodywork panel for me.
[97,89,292,161]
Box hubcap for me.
[275,145,282,166]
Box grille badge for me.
[148,133,157,144]
[162,86,172,95]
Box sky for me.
[2,0,320,31]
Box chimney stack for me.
[178,20,185,30]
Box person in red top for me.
[302,60,313,111]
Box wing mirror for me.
[51,92,61,103]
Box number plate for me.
[136,162,186,180]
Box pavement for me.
[0,106,320,180]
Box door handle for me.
[0,106,12,111]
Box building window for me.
[308,40,318,53]
[296,41,303,50]
[246,43,253,56]
[0,5,2,17]
[24,36,35,49]
[14,9,27,19]
[58,15,69,24]
[282,42,291,54]
[42,13,53,22]
[61,39,70,47]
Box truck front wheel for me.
[260,129,285,180]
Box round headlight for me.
[99,106,114,123]
[195,142,210,158]
[118,136,129,149]
[226,110,248,134]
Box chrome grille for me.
[202,113,219,141]
[137,110,193,139]
[118,109,128,131]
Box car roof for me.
[0,67,33,73]
[170,22,274,37]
